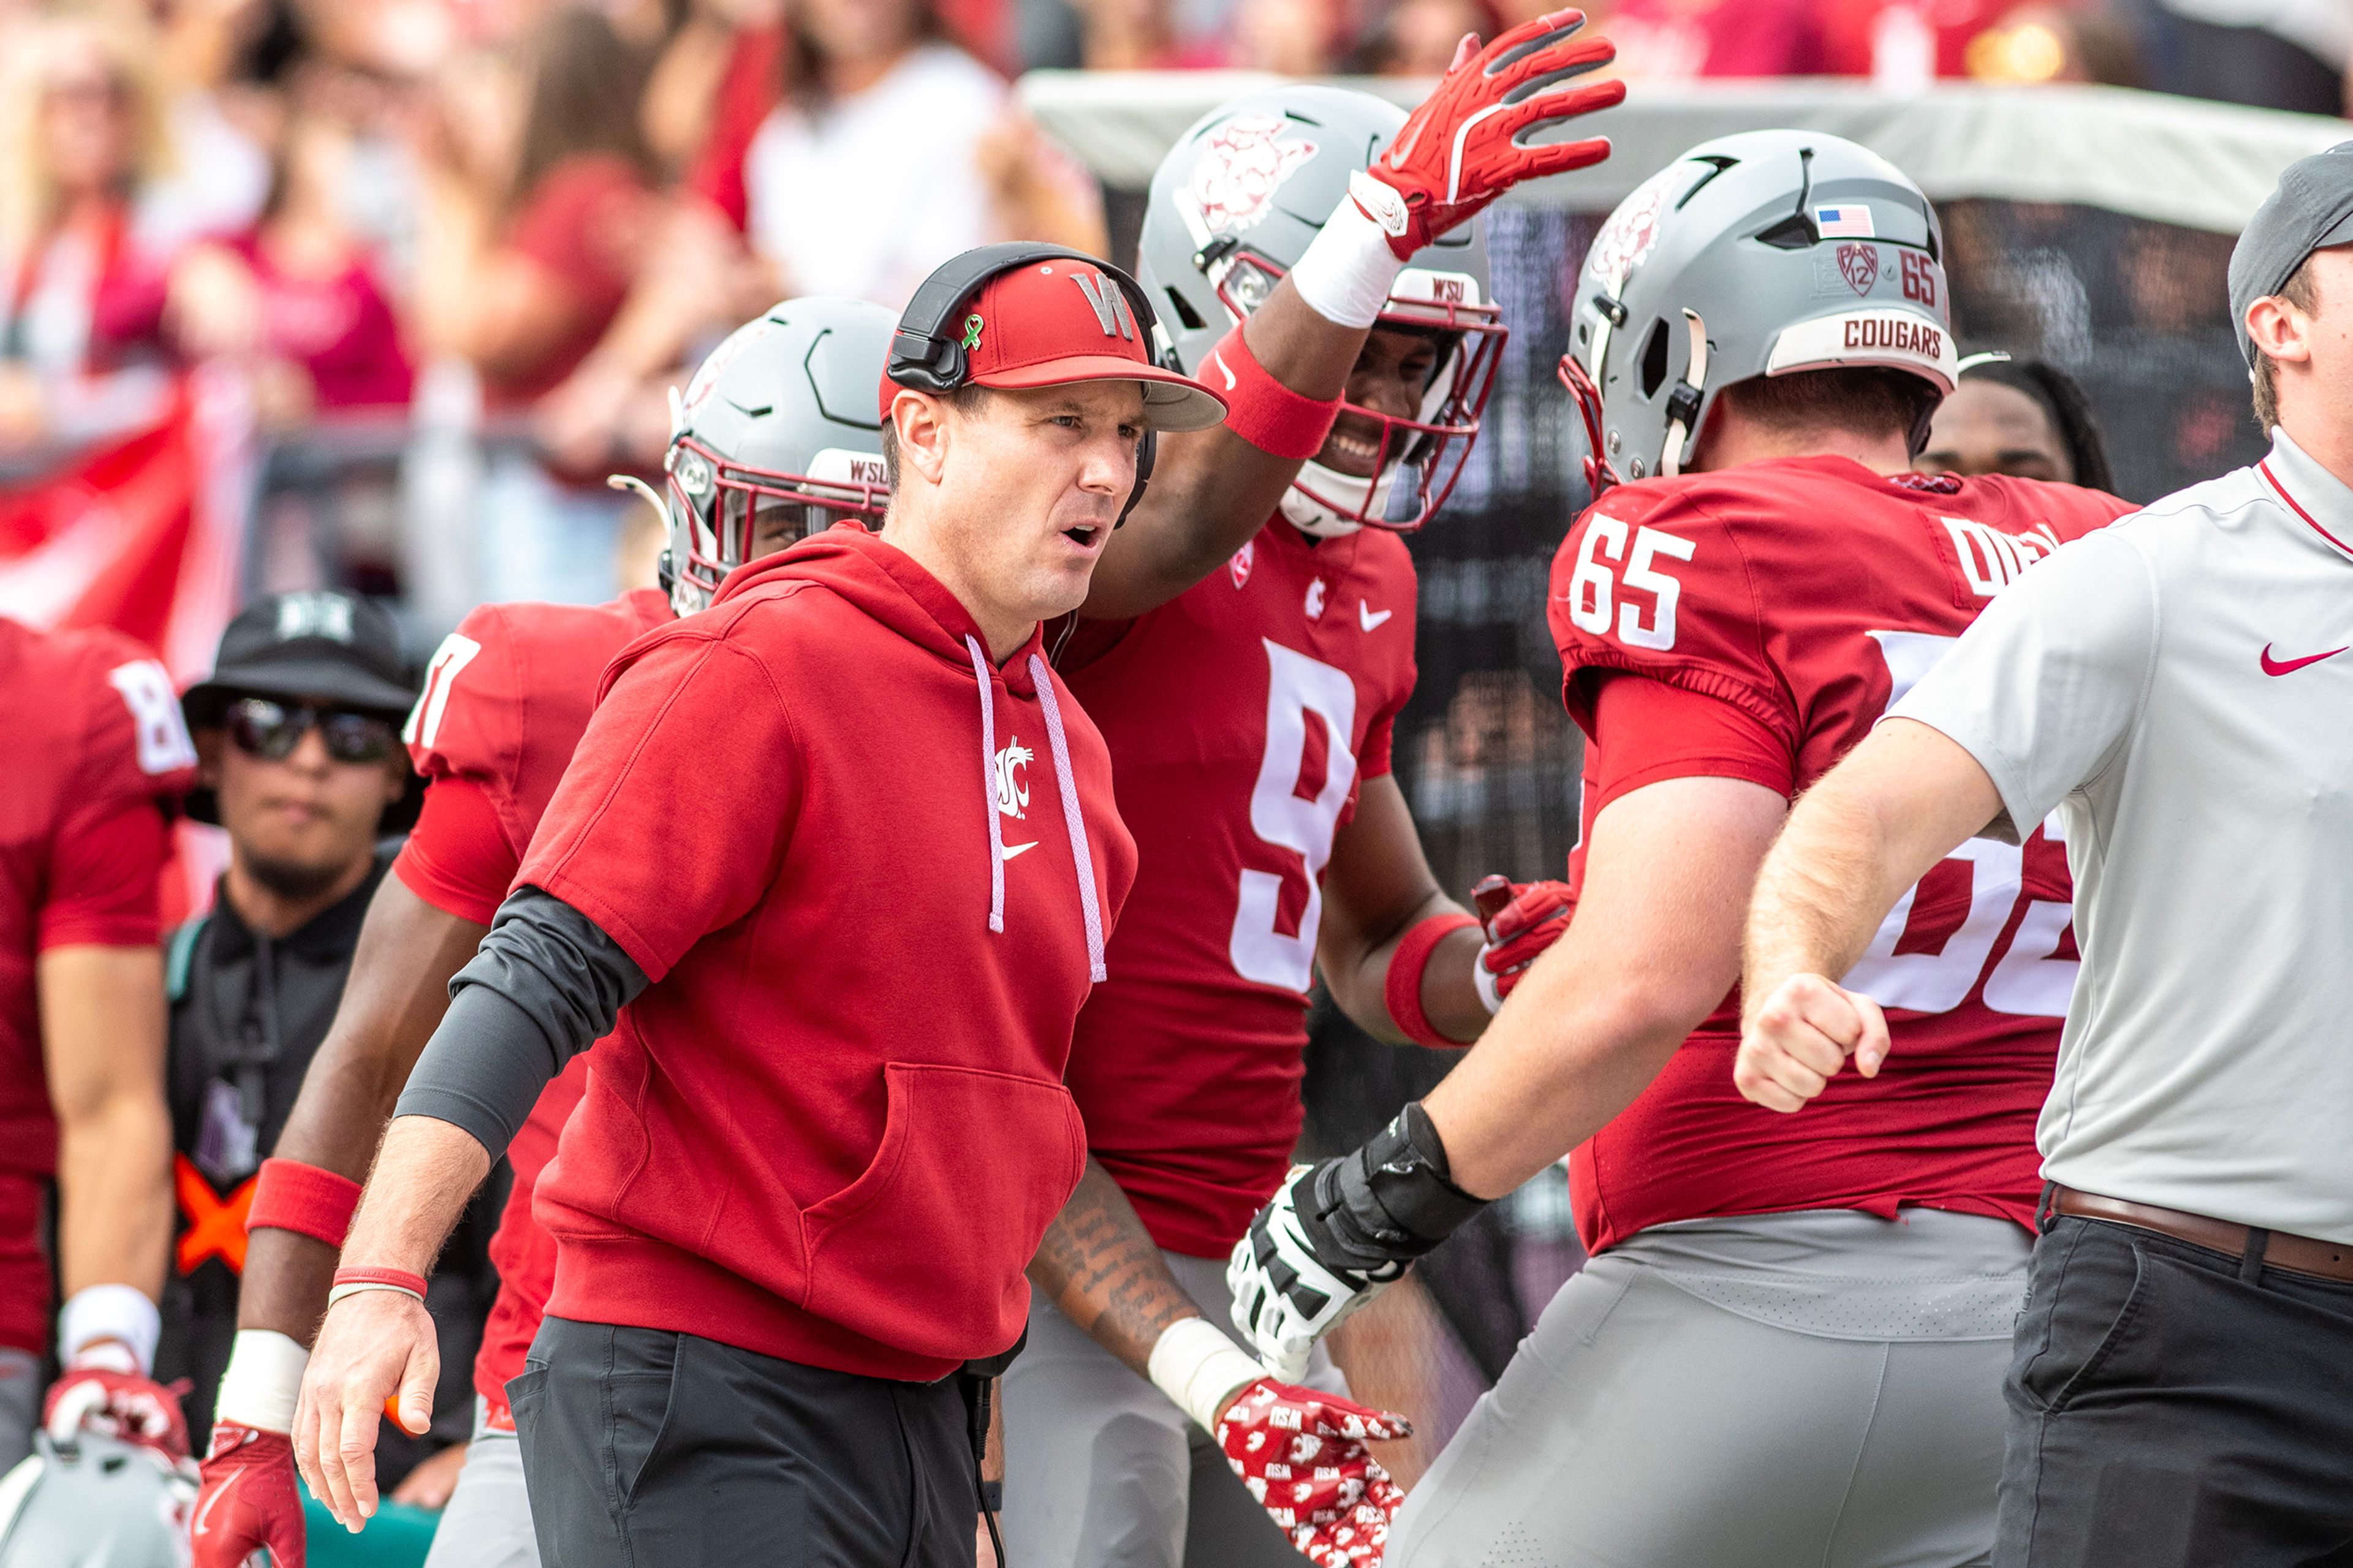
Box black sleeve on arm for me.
[393,886,648,1161]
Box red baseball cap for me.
[895,258,1228,433]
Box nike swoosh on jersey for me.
[1001,841,1039,860]
[2259,642,2348,676]
[1358,602,1393,631]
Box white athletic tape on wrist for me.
[325,1281,426,1308]
[214,1329,311,1434]
[1147,1316,1267,1434]
[59,1284,160,1373]
[1287,189,1409,331]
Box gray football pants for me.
[421,1399,540,1568]
[1001,1249,1349,1568]
[0,1347,36,1475]
[1385,1248,2014,1568]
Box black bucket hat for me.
[180,591,423,830]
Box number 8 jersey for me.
[1548,456,2133,1256]
[1057,515,1419,1259]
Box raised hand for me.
[1351,9,1624,259]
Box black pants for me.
[512,1315,979,1568]
[1995,1215,2353,1567]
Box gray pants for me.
[0,1347,35,1475]
[1001,1249,1349,1568]
[422,1398,540,1568]
[1389,1210,2028,1568]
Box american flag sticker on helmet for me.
[1815,205,1876,238]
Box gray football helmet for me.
[0,1431,197,1567]
[1561,130,1957,490]
[1136,83,1501,535]
[622,296,896,616]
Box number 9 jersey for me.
[1548,456,2134,1256]
[1056,516,1419,1259]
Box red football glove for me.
[192,1421,306,1568]
[43,1365,191,1460]
[1216,1378,1411,1568]
[1472,876,1577,1012]
[1352,9,1624,259]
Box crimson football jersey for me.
[1059,517,1419,1257]
[0,618,195,1353]
[1548,456,2134,1254]
[395,588,667,1415]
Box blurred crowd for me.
[0,0,2339,613]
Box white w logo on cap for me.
[1070,271,1137,341]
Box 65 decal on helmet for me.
[616,296,898,617]
[1141,85,1504,535]
[1561,131,1958,494]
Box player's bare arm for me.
[237,876,488,1345]
[1316,773,1488,1045]
[1421,776,1787,1197]
[1081,278,1373,618]
[1081,10,1623,621]
[39,944,172,1313]
[1735,718,2004,1112]
[1230,775,1783,1378]
[1029,1160,1210,1379]
[298,1113,491,1529]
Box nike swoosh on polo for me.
[1358,602,1392,632]
[1002,841,1039,860]
[2259,642,2348,676]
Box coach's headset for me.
[887,243,1170,528]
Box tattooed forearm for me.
[1027,1158,1204,1377]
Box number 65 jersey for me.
[1057,515,1418,1259]
[1548,456,2134,1256]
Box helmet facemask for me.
[662,434,889,615]
[1212,249,1503,535]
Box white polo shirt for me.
[1892,428,2353,1244]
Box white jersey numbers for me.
[1230,640,1358,992]
[1566,518,1696,652]
[404,632,483,752]
[107,659,197,775]
[1841,631,2077,1020]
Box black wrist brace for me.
[1300,1101,1488,1272]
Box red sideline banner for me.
[0,367,259,922]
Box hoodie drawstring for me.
[966,635,1006,934]
[963,635,1108,982]
[1029,654,1107,983]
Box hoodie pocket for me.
[802,1062,1085,1360]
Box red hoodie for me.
[521,526,1135,1381]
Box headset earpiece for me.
[889,242,1173,528]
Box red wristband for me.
[1199,322,1342,460]
[1385,912,1480,1049]
[246,1158,363,1249]
[332,1266,428,1299]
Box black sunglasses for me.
[225,697,399,765]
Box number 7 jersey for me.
[1547,456,2134,1255]
[1057,516,1419,1258]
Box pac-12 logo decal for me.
[995,737,1033,820]
[1837,242,1881,297]
[1186,114,1317,237]
[1230,540,1254,589]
